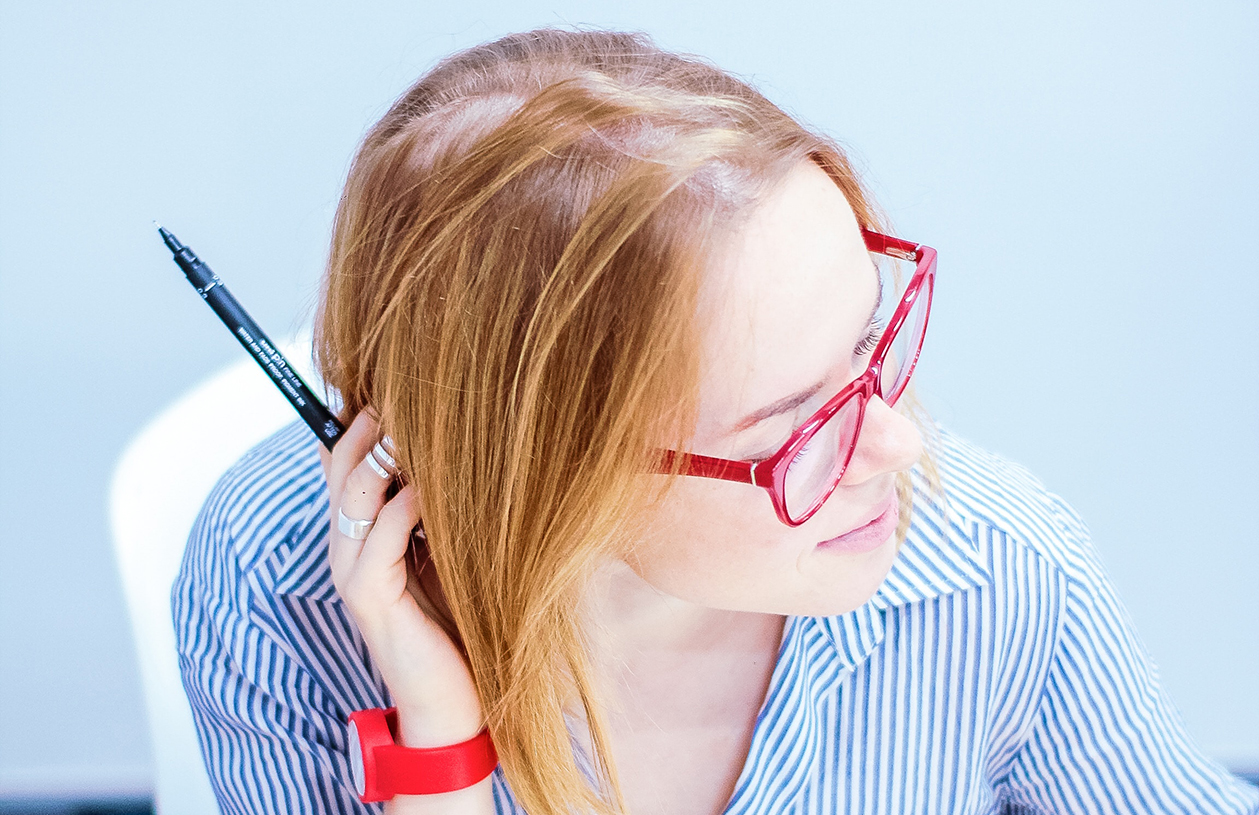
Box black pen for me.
[156,224,344,451]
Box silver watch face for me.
[348,720,365,796]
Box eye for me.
[789,434,815,465]
[854,319,884,358]
[747,439,785,463]
[745,419,799,462]
[746,429,810,465]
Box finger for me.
[406,540,462,647]
[327,411,381,502]
[317,443,332,482]
[355,484,423,577]
[329,443,397,578]
[340,442,395,515]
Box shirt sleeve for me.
[998,497,1259,815]
[172,449,523,815]
[173,488,376,814]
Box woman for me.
[174,28,1259,815]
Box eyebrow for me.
[728,278,883,436]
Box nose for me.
[839,395,923,486]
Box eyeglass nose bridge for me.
[861,355,890,403]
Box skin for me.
[623,159,923,619]
[321,160,924,814]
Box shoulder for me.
[174,420,352,708]
[930,429,1259,813]
[929,424,1094,582]
[181,421,328,598]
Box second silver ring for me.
[337,508,377,540]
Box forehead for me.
[692,161,876,445]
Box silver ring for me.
[370,439,400,478]
[364,450,393,480]
[337,508,377,540]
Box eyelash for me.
[789,435,815,465]
[748,320,886,461]
[854,319,884,357]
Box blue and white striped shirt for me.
[174,421,1259,814]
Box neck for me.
[565,558,786,765]
[581,557,785,666]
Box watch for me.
[347,708,499,802]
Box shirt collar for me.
[871,478,991,610]
[723,468,991,813]
[815,466,991,673]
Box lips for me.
[855,494,895,530]
[815,490,899,555]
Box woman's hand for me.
[320,411,485,748]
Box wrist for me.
[348,708,497,803]
[386,775,495,815]
[394,705,486,749]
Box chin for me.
[791,530,900,617]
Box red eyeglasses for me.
[657,229,936,527]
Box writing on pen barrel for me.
[155,223,344,451]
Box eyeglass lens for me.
[781,255,930,521]
[878,257,931,404]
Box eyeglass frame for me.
[655,228,937,527]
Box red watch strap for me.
[352,708,498,801]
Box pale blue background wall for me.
[1,0,1255,798]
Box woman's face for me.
[628,161,924,618]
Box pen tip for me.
[155,222,183,253]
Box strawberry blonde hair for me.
[317,27,939,814]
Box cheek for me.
[630,477,790,607]
[627,475,904,617]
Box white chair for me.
[108,334,319,814]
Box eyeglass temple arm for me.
[861,228,922,261]
[655,450,757,485]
